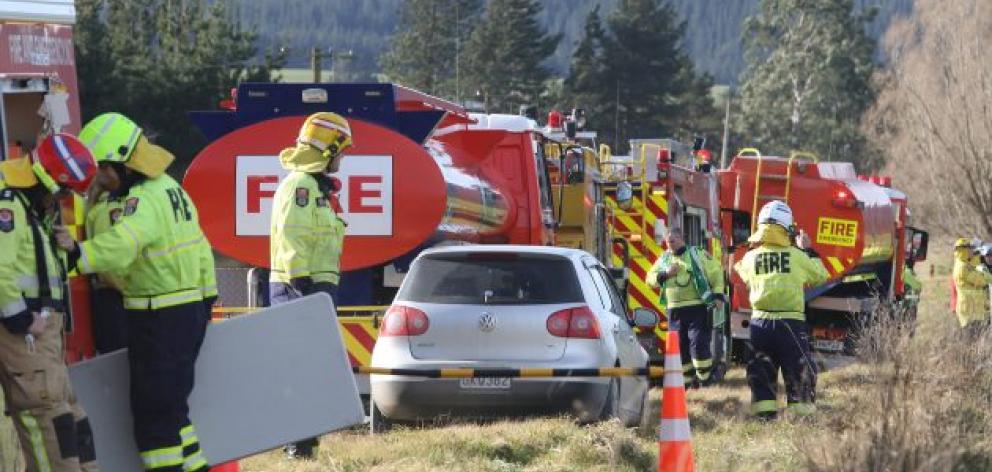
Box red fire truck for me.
[0,1,95,362]
[600,142,929,364]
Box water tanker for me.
[718,153,928,355]
[184,83,557,306]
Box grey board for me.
[69,293,364,471]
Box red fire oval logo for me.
[183,117,447,270]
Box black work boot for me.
[284,440,316,460]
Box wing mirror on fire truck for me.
[907,226,929,262]
[631,307,660,328]
[616,181,634,210]
[724,209,753,248]
[564,148,585,184]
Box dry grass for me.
[240,366,857,472]
[241,419,655,472]
[800,254,992,471]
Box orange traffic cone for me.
[211,461,240,472]
[658,322,695,472]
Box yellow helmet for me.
[79,113,142,164]
[955,237,981,249]
[298,112,352,158]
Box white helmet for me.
[979,243,992,257]
[757,200,794,229]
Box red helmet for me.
[32,133,97,194]
[696,149,713,162]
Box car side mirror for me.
[631,307,659,328]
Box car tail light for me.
[380,305,430,337]
[546,306,601,339]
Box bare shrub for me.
[802,304,992,471]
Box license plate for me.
[459,378,511,390]
[813,339,845,352]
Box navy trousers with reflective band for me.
[127,301,210,471]
[269,281,338,456]
[669,304,713,383]
[92,287,129,354]
[746,318,817,416]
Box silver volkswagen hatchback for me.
[370,245,656,431]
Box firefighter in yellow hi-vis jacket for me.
[55,113,216,472]
[733,200,829,420]
[0,134,100,471]
[952,238,992,336]
[269,112,351,459]
[646,228,724,388]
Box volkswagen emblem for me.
[479,312,497,332]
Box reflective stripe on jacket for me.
[269,171,346,285]
[76,174,216,306]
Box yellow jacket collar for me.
[748,223,792,247]
[124,136,174,178]
[955,248,978,263]
[279,144,329,173]
[0,156,39,188]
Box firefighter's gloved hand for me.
[27,312,48,337]
[53,225,76,251]
[290,276,314,296]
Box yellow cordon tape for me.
[353,366,665,378]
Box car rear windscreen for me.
[397,253,584,305]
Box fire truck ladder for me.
[747,149,819,232]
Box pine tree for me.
[380,0,482,101]
[563,5,607,112]
[463,0,560,113]
[74,0,116,122]
[565,0,717,152]
[737,0,878,164]
[75,0,283,169]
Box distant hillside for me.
[236,0,914,85]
